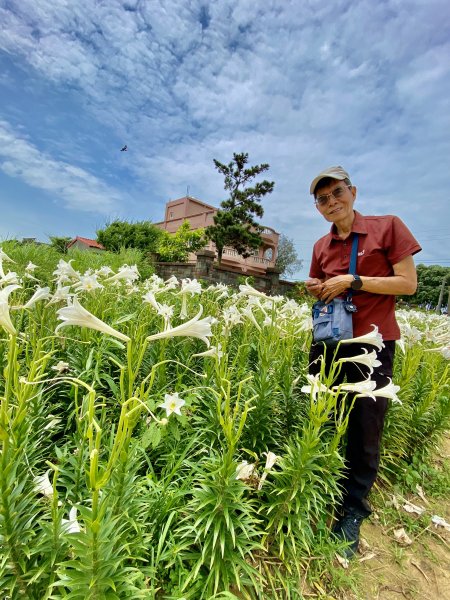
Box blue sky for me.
[0,0,449,279]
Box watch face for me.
[352,276,363,290]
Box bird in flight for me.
[120,145,128,152]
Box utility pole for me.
[436,274,448,314]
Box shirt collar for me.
[329,211,368,241]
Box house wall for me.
[155,196,281,275]
[70,240,104,253]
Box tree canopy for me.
[49,236,72,254]
[96,219,206,263]
[96,220,162,253]
[157,221,207,262]
[407,264,450,306]
[205,153,275,264]
[275,234,303,277]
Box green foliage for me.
[1,239,154,283]
[176,452,262,597]
[400,264,450,306]
[275,234,303,277]
[380,344,450,483]
[157,220,207,262]
[206,152,275,264]
[0,245,448,599]
[96,219,163,253]
[401,452,450,498]
[49,236,72,253]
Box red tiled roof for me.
[68,236,105,250]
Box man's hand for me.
[319,275,353,303]
[305,278,324,298]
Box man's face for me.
[314,179,356,224]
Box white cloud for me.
[0,120,125,213]
[0,0,449,273]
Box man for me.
[305,166,421,557]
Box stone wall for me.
[154,250,297,296]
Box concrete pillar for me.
[265,267,281,295]
[195,250,216,280]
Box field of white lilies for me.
[0,242,448,599]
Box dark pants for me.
[309,340,395,517]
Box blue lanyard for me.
[347,233,359,301]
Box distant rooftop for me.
[68,236,105,250]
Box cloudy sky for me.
[0,0,449,279]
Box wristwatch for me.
[350,274,363,290]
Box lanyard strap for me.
[346,233,359,301]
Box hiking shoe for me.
[332,511,365,558]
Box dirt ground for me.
[345,437,450,600]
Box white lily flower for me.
[164,275,179,290]
[396,338,406,354]
[56,297,130,342]
[301,373,335,401]
[157,303,174,320]
[263,451,278,470]
[52,360,70,374]
[34,470,53,497]
[148,274,164,285]
[0,247,14,263]
[23,286,51,309]
[24,272,39,282]
[336,348,382,374]
[192,343,223,359]
[106,264,140,283]
[236,461,256,481]
[143,291,161,311]
[73,275,103,292]
[258,451,279,489]
[125,283,139,295]
[238,282,270,300]
[156,303,174,330]
[440,346,450,360]
[25,261,38,272]
[336,379,377,395]
[158,392,185,416]
[53,259,80,283]
[62,506,81,534]
[47,285,72,305]
[180,278,202,295]
[340,325,385,351]
[263,315,274,327]
[0,271,20,287]
[179,278,202,318]
[241,305,262,331]
[96,265,113,277]
[368,378,401,404]
[222,305,243,329]
[146,306,213,347]
[207,282,229,299]
[0,284,21,335]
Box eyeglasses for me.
[315,185,352,207]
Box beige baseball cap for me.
[310,166,351,195]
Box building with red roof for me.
[67,237,105,252]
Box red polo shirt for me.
[309,212,422,340]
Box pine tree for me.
[206,153,274,265]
